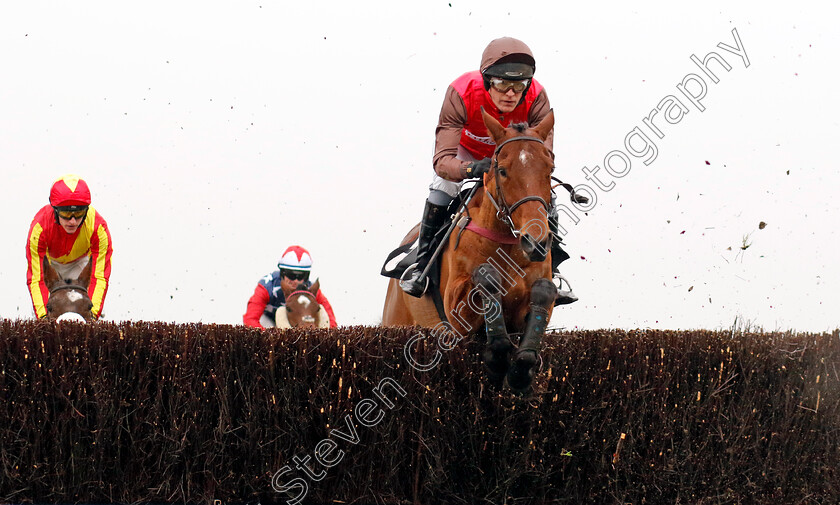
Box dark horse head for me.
[43,257,94,322]
[275,279,329,329]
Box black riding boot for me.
[400,200,449,297]
[548,204,579,306]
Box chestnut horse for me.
[383,108,558,392]
[274,279,330,329]
[43,257,94,322]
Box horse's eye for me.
[498,167,508,177]
[87,302,93,311]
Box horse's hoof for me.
[507,350,539,392]
[482,348,511,377]
[486,371,506,391]
[482,337,513,377]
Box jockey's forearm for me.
[433,155,470,182]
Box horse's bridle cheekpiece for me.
[487,135,552,237]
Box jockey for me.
[26,174,113,320]
[400,37,576,304]
[243,245,338,328]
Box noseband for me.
[485,135,552,237]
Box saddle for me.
[380,186,478,322]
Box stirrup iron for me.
[399,263,429,298]
[553,273,578,306]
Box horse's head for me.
[481,107,555,262]
[43,257,94,322]
[275,278,330,329]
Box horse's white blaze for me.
[66,291,84,303]
[298,296,312,308]
[519,150,531,165]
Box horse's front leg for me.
[507,278,556,392]
[470,264,514,389]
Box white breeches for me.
[260,313,275,328]
[51,256,90,281]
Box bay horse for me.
[43,256,94,322]
[274,279,330,329]
[383,108,558,392]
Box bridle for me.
[484,135,552,237]
[48,282,91,319]
[287,289,318,305]
[286,290,322,326]
[50,283,89,295]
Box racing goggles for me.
[489,77,530,94]
[281,269,309,281]
[56,207,88,220]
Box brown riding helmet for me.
[480,37,536,80]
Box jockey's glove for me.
[465,158,492,179]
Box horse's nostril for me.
[522,234,548,252]
[520,234,550,263]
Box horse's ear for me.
[481,106,506,143]
[43,257,59,286]
[78,259,93,289]
[532,109,555,141]
[309,278,320,295]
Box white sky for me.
[1,1,837,332]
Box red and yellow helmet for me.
[50,174,91,209]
